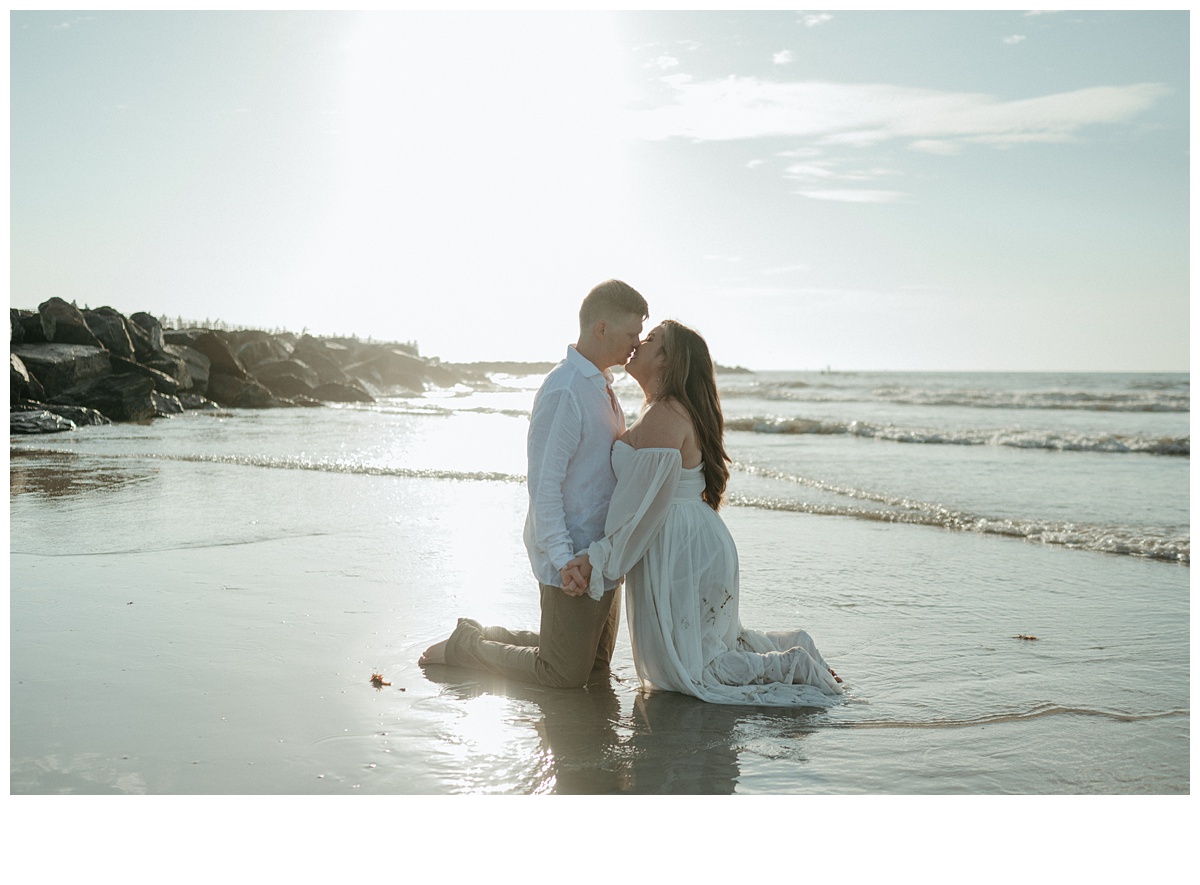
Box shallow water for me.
[9,371,1190,793]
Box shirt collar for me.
[566,345,615,386]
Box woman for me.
[566,320,843,705]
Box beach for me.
[9,370,1189,795]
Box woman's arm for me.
[578,447,682,600]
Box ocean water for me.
[8,370,1190,794]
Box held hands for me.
[559,554,593,597]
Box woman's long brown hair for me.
[657,320,730,510]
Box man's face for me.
[603,312,645,369]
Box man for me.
[419,279,648,688]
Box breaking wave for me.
[725,416,1189,456]
[730,461,1190,564]
[721,381,1189,413]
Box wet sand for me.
[10,449,1189,797]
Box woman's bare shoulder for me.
[626,399,691,449]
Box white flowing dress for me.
[586,441,843,706]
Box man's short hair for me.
[579,279,649,328]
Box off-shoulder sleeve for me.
[584,447,682,600]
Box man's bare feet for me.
[419,639,449,665]
[829,667,843,684]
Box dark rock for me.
[162,328,206,347]
[50,373,156,422]
[292,337,351,385]
[17,312,47,344]
[345,348,461,392]
[152,391,184,416]
[125,317,157,362]
[164,343,210,394]
[10,343,112,398]
[353,348,432,386]
[11,410,76,434]
[253,358,319,387]
[110,355,180,395]
[258,373,317,400]
[18,401,112,427]
[11,309,24,345]
[38,297,102,347]
[189,332,249,380]
[143,351,189,390]
[81,307,136,359]
[11,353,46,402]
[232,332,294,370]
[206,372,276,408]
[178,391,221,411]
[128,312,166,352]
[311,381,375,403]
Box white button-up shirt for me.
[523,345,626,591]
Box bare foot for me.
[419,639,449,665]
[829,667,843,684]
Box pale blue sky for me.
[9,9,1190,370]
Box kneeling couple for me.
[421,280,842,705]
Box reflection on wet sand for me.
[9,449,160,500]
[623,691,742,794]
[422,665,824,794]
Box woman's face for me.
[627,324,666,381]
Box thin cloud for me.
[773,50,795,65]
[629,77,1170,151]
[646,55,679,71]
[801,13,833,28]
[784,162,837,180]
[1003,35,1027,45]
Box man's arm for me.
[527,386,582,582]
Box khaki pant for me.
[445,583,621,688]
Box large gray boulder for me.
[11,410,76,434]
[231,331,294,370]
[10,343,112,398]
[293,337,351,385]
[345,348,430,392]
[164,343,210,394]
[206,373,276,408]
[81,307,136,359]
[179,391,220,411]
[11,353,46,402]
[128,312,166,352]
[50,373,155,422]
[110,355,180,395]
[15,310,47,343]
[152,391,184,416]
[13,401,112,427]
[38,297,102,347]
[142,349,189,390]
[253,358,319,389]
[189,332,249,380]
[311,381,374,403]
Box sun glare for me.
[316,12,640,359]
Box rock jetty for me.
[11,298,477,434]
